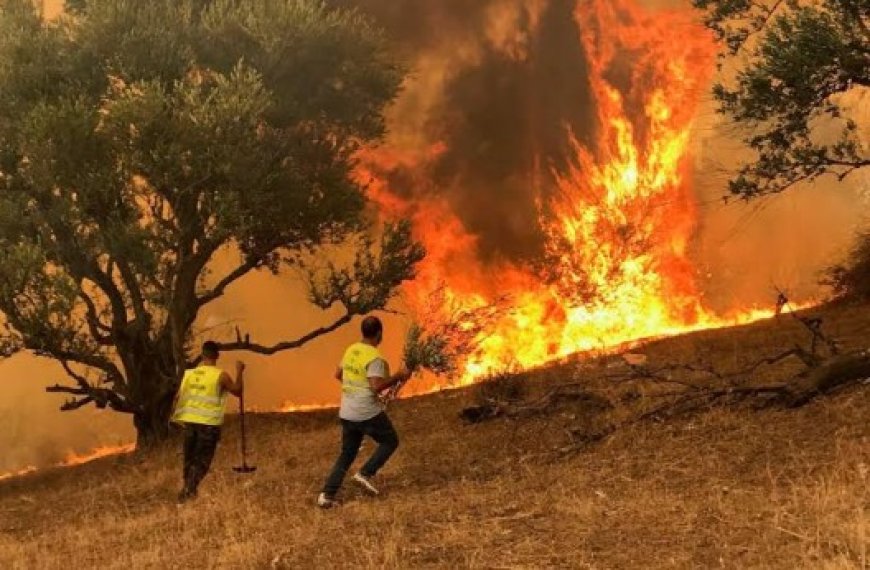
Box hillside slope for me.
[0,303,868,569]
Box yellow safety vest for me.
[172,365,227,426]
[340,342,382,395]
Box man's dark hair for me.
[202,341,220,360]
[361,316,383,340]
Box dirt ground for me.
[0,302,868,569]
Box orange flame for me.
[60,443,136,467]
[0,443,135,481]
[275,401,333,413]
[0,465,38,482]
[360,0,788,384]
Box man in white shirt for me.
[318,316,410,508]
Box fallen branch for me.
[786,349,870,407]
[627,346,815,389]
[460,382,612,424]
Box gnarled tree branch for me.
[46,359,135,413]
[214,312,354,356]
[195,255,263,309]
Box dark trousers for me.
[181,423,221,496]
[322,412,399,497]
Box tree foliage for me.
[0,0,422,442]
[823,230,870,301]
[693,0,869,197]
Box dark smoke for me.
[331,0,597,263]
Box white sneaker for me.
[317,493,336,509]
[352,473,380,495]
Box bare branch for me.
[46,374,135,413]
[78,286,114,345]
[733,0,786,55]
[694,0,787,56]
[621,346,810,392]
[115,258,148,326]
[774,287,839,357]
[60,359,93,390]
[51,350,123,382]
[214,313,354,356]
[45,384,89,396]
[62,395,97,411]
[29,209,132,332]
[195,256,263,308]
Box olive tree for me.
[693,0,869,197]
[0,0,423,445]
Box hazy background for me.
[1,0,865,472]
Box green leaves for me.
[0,242,84,357]
[74,0,199,85]
[695,0,869,198]
[694,0,870,198]
[401,286,507,379]
[823,230,870,301]
[402,322,452,376]
[306,220,425,315]
[0,0,420,425]
[199,0,403,138]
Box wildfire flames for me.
[61,443,136,465]
[359,0,786,385]
[277,401,334,413]
[0,444,135,482]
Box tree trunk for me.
[123,339,181,449]
[133,393,176,449]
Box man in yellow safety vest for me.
[172,341,245,503]
[318,316,410,508]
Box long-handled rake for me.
[232,390,257,474]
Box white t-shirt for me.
[338,357,389,422]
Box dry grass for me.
[0,303,868,569]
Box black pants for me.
[181,423,221,496]
[322,412,399,497]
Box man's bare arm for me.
[221,361,246,397]
[368,368,410,393]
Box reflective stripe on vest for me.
[172,365,226,426]
[340,342,382,395]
